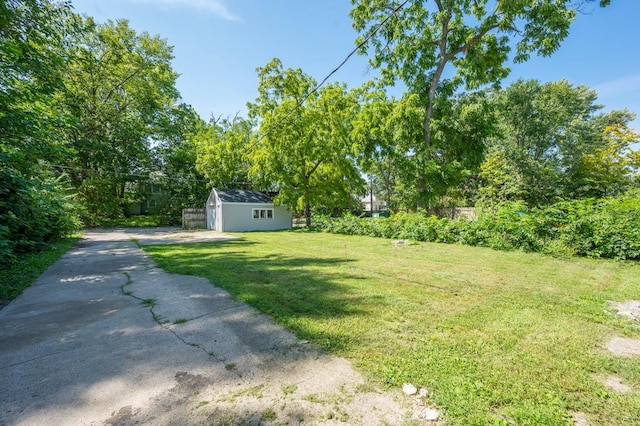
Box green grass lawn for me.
[142,230,640,425]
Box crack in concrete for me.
[118,272,222,363]
[0,350,65,370]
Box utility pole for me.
[369,174,374,215]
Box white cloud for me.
[129,0,242,22]
[593,74,640,99]
[590,75,640,135]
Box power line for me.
[46,4,412,188]
[247,0,411,151]
[49,163,211,183]
[50,163,257,188]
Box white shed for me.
[206,188,292,232]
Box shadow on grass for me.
[143,239,369,350]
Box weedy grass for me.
[100,215,165,228]
[0,237,79,302]
[142,229,640,425]
[141,298,157,308]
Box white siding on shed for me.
[206,188,292,232]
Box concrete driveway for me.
[0,228,412,425]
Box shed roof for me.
[214,189,273,204]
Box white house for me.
[206,188,292,232]
[361,193,386,212]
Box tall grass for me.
[0,237,78,303]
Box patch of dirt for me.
[605,337,640,357]
[594,375,632,393]
[605,300,640,357]
[609,300,640,324]
[104,405,140,426]
[572,411,592,426]
[174,371,211,393]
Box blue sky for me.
[71,0,640,131]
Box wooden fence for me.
[182,208,206,229]
[428,207,476,220]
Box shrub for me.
[558,192,640,260]
[0,170,81,265]
[314,190,640,261]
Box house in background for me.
[361,193,387,213]
[206,188,292,232]
[125,183,164,216]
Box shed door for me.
[207,207,216,230]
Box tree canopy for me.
[0,0,79,263]
[194,115,253,189]
[247,59,364,225]
[1,0,636,264]
[350,0,611,204]
[480,79,639,206]
[61,17,180,222]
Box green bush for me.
[558,192,640,260]
[469,202,542,252]
[314,191,640,261]
[0,170,81,265]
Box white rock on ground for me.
[402,383,417,395]
[422,408,440,421]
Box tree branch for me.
[306,159,323,180]
[102,66,142,104]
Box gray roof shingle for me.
[215,189,273,204]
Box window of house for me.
[147,199,157,209]
[252,208,274,219]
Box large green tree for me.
[150,103,210,224]
[247,59,364,225]
[194,115,254,189]
[0,0,80,263]
[352,85,494,209]
[350,0,610,205]
[61,17,179,223]
[1,0,73,174]
[479,79,639,206]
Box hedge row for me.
[0,170,81,265]
[312,191,640,260]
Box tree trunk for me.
[305,201,311,227]
[385,158,392,211]
[417,8,451,209]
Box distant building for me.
[125,183,164,216]
[361,193,386,212]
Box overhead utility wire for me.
[248,0,411,150]
[51,164,252,188]
[49,163,212,183]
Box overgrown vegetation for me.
[313,190,640,260]
[2,0,637,261]
[143,232,640,425]
[0,236,77,303]
[99,215,166,228]
[1,1,208,265]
